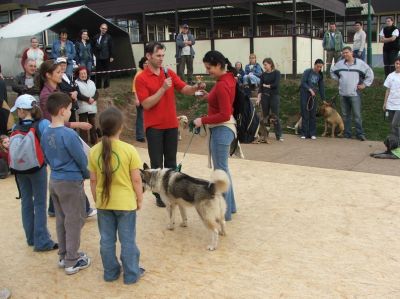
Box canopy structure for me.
[0,5,134,77]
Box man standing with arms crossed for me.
[135,42,204,207]
[176,24,196,84]
[323,23,344,74]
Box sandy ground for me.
[1,145,400,299]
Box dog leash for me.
[175,122,202,172]
[307,95,316,111]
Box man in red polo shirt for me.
[135,42,204,207]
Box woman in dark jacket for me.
[75,29,93,74]
[256,58,283,141]
[299,59,326,139]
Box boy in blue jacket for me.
[41,92,91,275]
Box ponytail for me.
[31,103,43,121]
[101,135,113,206]
[98,107,124,207]
[225,58,237,76]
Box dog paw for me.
[180,221,188,228]
[167,224,175,230]
[207,245,216,251]
[321,133,327,137]
[219,230,226,236]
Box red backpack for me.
[9,121,45,174]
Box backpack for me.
[232,83,260,144]
[9,121,45,174]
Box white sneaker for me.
[279,138,284,142]
[59,251,87,268]
[311,136,317,140]
[87,208,97,217]
[300,136,306,139]
[65,256,91,275]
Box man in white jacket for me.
[331,46,374,141]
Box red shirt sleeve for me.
[169,69,186,91]
[135,74,149,103]
[201,81,232,124]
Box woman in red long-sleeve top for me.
[193,50,237,221]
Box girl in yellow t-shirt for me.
[88,107,144,284]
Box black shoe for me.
[156,197,166,208]
[358,136,366,141]
[48,211,55,217]
[136,138,145,143]
[34,243,58,252]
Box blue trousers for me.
[300,89,317,138]
[353,49,366,61]
[210,126,237,221]
[16,167,55,250]
[97,210,141,284]
[340,95,364,138]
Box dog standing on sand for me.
[177,115,188,140]
[319,101,344,137]
[140,163,229,251]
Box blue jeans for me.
[16,167,55,250]
[80,60,93,74]
[66,63,74,77]
[136,105,144,140]
[243,74,260,86]
[353,49,366,61]
[341,95,364,138]
[300,89,317,138]
[97,210,141,284]
[210,126,237,221]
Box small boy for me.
[41,92,91,275]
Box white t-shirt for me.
[181,34,191,56]
[384,72,400,110]
[379,28,400,37]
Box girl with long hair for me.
[89,107,144,284]
[193,50,237,221]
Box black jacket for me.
[383,25,400,52]
[92,33,113,60]
[59,75,79,111]
[12,72,40,97]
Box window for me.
[273,24,287,36]
[0,12,9,27]
[195,27,209,39]
[156,25,165,41]
[258,24,271,37]
[345,21,357,43]
[128,19,140,43]
[147,24,155,41]
[11,10,22,21]
[46,30,59,46]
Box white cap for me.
[10,94,37,112]
[55,57,67,64]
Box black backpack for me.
[0,158,9,179]
[232,83,260,144]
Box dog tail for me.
[211,170,230,194]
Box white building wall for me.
[214,38,251,69]
[254,37,293,74]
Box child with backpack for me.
[88,107,144,284]
[40,92,91,275]
[9,94,57,251]
[193,50,237,221]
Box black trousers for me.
[146,127,178,169]
[260,93,282,139]
[78,112,97,146]
[383,49,399,78]
[96,59,111,89]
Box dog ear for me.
[143,163,150,170]
[323,100,327,105]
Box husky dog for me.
[141,163,229,251]
[177,115,189,141]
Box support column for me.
[292,0,297,75]
[249,1,255,54]
[210,5,215,50]
[310,4,313,68]
[141,12,147,51]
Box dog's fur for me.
[141,163,229,251]
[177,115,188,140]
[253,113,278,144]
[319,101,344,137]
[286,113,302,135]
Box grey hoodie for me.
[330,58,374,97]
